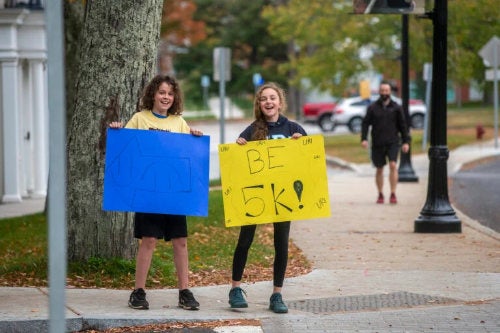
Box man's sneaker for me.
[178,289,200,310]
[376,193,384,204]
[390,193,397,204]
[269,292,288,313]
[228,287,248,308]
[128,288,149,310]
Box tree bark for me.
[64,0,85,121]
[67,0,163,260]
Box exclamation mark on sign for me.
[293,180,304,209]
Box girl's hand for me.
[190,128,203,136]
[291,133,303,139]
[236,137,247,145]
[109,121,123,128]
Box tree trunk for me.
[67,0,163,260]
[64,0,85,122]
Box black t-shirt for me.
[239,115,307,141]
[361,99,409,147]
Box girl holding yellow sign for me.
[228,82,307,313]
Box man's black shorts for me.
[371,142,401,168]
[134,212,187,241]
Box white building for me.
[0,1,48,203]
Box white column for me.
[20,59,32,197]
[1,60,22,202]
[31,59,47,197]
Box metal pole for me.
[203,86,208,109]
[414,0,461,233]
[219,52,226,144]
[398,14,418,182]
[46,0,68,332]
[494,43,498,149]
[422,63,432,150]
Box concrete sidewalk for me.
[0,138,499,332]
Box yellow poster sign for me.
[218,135,331,227]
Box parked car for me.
[331,95,427,134]
[302,101,337,132]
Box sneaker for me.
[376,193,384,204]
[269,292,288,313]
[128,288,149,310]
[390,193,397,204]
[228,287,248,308]
[178,289,200,310]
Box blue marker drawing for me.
[103,128,210,216]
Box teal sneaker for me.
[228,287,248,308]
[269,292,288,313]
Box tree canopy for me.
[169,0,500,102]
[262,0,500,98]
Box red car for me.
[302,102,337,132]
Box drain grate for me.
[287,291,459,313]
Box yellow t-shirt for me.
[125,110,191,134]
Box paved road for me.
[450,154,500,233]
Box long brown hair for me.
[251,82,287,140]
[140,75,183,115]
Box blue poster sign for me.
[103,128,210,216]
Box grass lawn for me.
[0,104,495,289]
[325,105,496,163]
[0,191,310,289]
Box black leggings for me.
[231,222,291,288]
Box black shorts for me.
[134,212,187,241]
[371,142,400,168]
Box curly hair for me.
[251,82,287,141]
[140,75,183,115]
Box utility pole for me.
[414,0,461,233]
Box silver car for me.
[331,95,427,133]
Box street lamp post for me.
[398,14,418,183]
[414,0,461,233]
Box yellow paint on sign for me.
[218,135,331,227]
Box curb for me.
[453,205,500,241]
[325,156,361,173]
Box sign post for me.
[213,47,231,144]
[479,36,500,149]
[46,1,68,332]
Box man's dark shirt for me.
[361,98,410,147]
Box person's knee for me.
[172,237,187,251]
[140,237,157,250]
